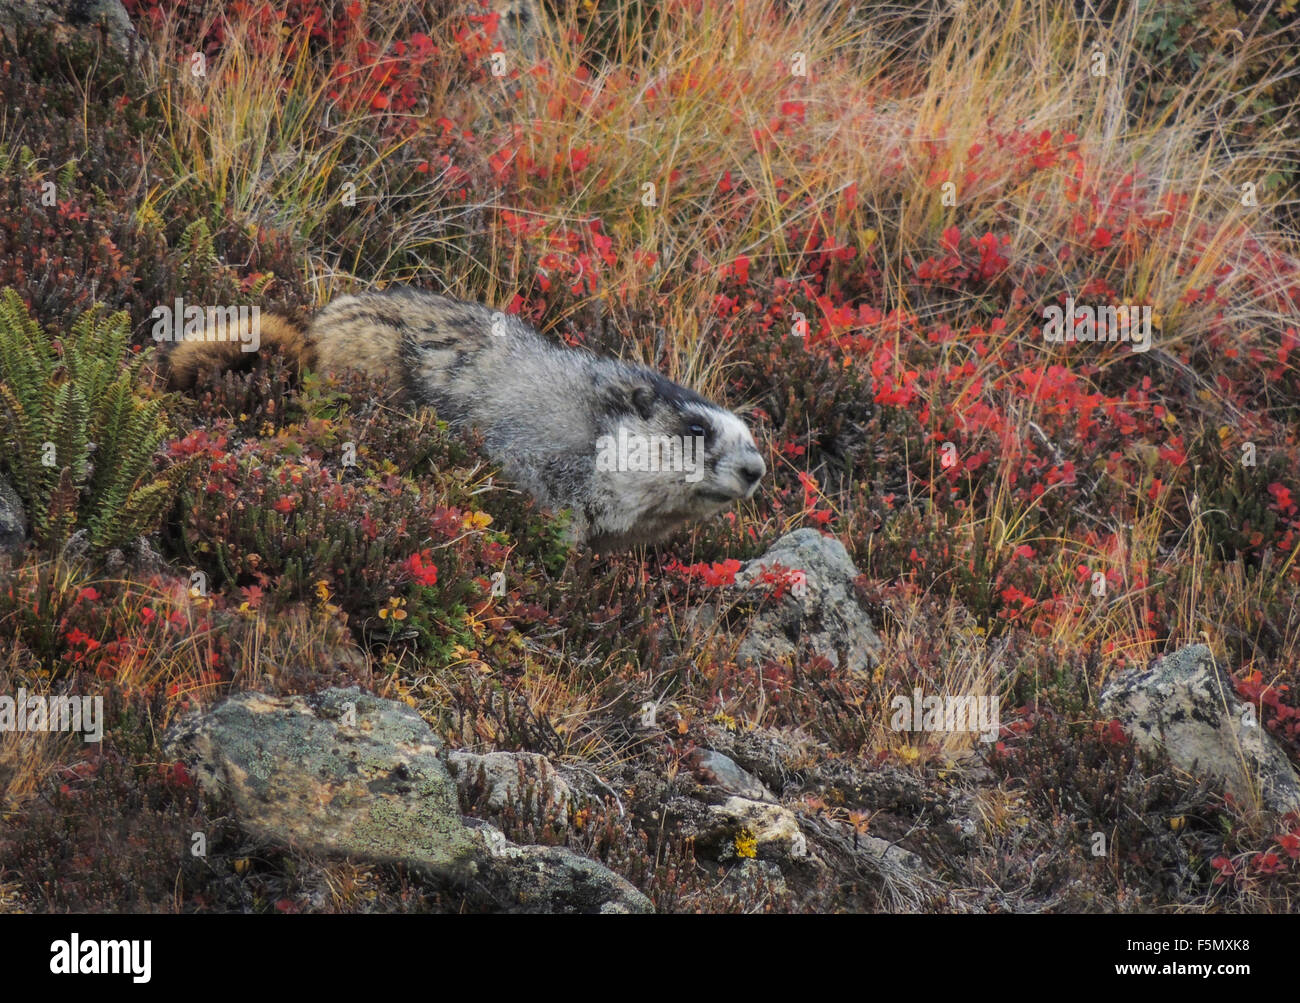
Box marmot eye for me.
[687,423,706,437]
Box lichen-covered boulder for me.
[164,687,480,878]
[164,687,654,912]
[1100,645,1300,814]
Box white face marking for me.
[697,405,765,502]
[589,401,765,544]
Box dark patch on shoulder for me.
[318,301,403,328]
[444,302,496,337]
[404,378,466,423]
[400,366,435,407]
[408,299,494,349]
[351,310,406,330]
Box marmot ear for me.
[606,380,658,421]
[631,384,657,420]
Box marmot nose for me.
[740,459,765,486]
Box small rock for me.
[465,819,653,914]
[733,529,883,675]
[1100,644,1300,814]
[703,797,811,863]
[0,474,26,555]
[489,0,544,57]
[719,858,789,903]
[446,749,572,813]
[850,828,924,871]
[686,748,772,801]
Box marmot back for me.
[167,289,766,550]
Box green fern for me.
[247,272,276,297]
[177,218,219,278]
[0,288,194,554]
[57,158,78,192]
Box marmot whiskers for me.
[167,288,766,550]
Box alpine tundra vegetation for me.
[1,0,1299,915]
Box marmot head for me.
[593,370,766,539]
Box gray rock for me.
[445,749,572,813]
[702,797,812,863]
[103,536,168,576]
[164,687,480,878]
[733,529,882,676]
[491,0,543,57]
[465,819,653,914]
[845,826,924,871]
[164,687,650,912]
[718,858,789,903]
[59,528,90,561]
[1100,644,1300,814]
[687,748,773,801]
[0,474,25,555]
[0,0,135,55]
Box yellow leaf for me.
[464,511,493,530]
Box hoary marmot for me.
[166,288,766,550]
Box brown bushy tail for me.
[165,312,315,390]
